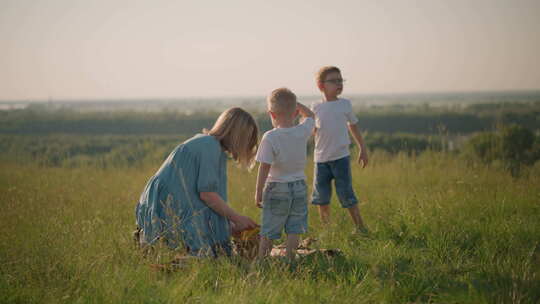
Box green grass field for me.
[1,151,539,303]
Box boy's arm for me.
[255,162,271,208]
[298,102,316,137]
[297,102,314,120]
[348,123,368,168]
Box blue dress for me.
[135,134,230,256]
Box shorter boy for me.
[255,87,315,260]
[311,66,369,233]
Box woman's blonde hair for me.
[205,107,258,169]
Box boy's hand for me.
[255,162,271,209]
[255,193,263,208]
[296,102,315,119]
[358,150,368,168]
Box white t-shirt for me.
[256,117,315,183]
[311,98,359,163]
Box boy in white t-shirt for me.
[311,66,369,233]
[255,87,315,260]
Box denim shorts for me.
[312,156,358,208]
[260,180,308,240]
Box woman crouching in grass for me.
[135,107,259,257]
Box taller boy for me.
[311,66,369,233]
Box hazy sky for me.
[1,0,539,100]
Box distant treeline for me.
[2,127,538,176]
[0,134,183,167]
[0,133,445,168]
[1,104,539,135]
[1,126,539,174]
[0,110,217,135]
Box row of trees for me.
[0,135,182,168]
[463,125,540,176]
[1,127,538,176]
[1,106,539,135]
[1,105,539,175]
[0,133,445,168]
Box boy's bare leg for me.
[257,236,273,260]
[285,234,299,260]
[348,204,368,232]
[318,205,331,224]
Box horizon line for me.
[1,88,540,103]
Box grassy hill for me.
[1,151,539,303]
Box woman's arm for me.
[200,192,259,231]
[255,162,271,208]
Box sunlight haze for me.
[1,0,539,100]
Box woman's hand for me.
[200,191,259,232]
[229,221,241,236]
[231,214,259,232]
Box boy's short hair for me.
[267,87,297,114]
[316,66,341,84]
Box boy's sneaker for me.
[353,227,370,236]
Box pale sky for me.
[1,0,539,100]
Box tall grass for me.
[1,151,539,303]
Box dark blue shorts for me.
[311,156,358,208]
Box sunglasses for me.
[324,78,346,85]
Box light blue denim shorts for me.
[260,180,308,240]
